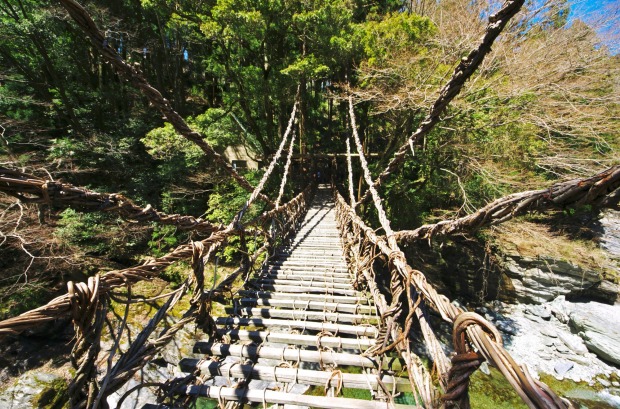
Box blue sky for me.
[569,0,619,53]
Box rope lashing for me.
[442,312,501,406]
[334,191,573,409]
[347,95,447,402]
[67,275,100,334]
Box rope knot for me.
[387,250,405,267]
[443,311,502,406]
[67,275,100,333]
[453,311,502,354]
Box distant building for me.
[224,144,262,170]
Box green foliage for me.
[55,209,108,253]
[205,169,264,224]
[192,108,240,149]
[159,262,188,289]
[141,123,203,166]
[31,377,69,409]
[148,224,180,257]
[281,54,330,79]
[54,209,141,260]
[0,285,50,321]
[355,12,436,65]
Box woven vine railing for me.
[334,191,572,409]
[0,182,314,408]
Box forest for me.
[0,0,619,407]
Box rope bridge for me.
[0,0,619,408]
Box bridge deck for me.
[143,186,410,408]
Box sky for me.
[568,0,619,53]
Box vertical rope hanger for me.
[345,137,356,208]
[347,95,452,401]
[275,130,297,209]
[231,90,300,227]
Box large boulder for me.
[569,302,620,365]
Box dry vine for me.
[0,167,225,234]
[394,165,620,243]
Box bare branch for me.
[357,0,526,206]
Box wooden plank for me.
[183,343,379,367]
[211,329,375,350]
[263,269,351,278]
[266,265,348,273]
[237,290,368,304]
[274,260,347,267]
[246,283,359,296]
[263,267,350,276]
[214,317,378,337]
[227,307,378,324]
[237,298,375,314]
[260,273,351,283]
[183,359,411,392]
[178,385,414,409]
[253,278,352,289]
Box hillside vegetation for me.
[0,0,618,315]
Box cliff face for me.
[405,210,620,306]
[499,254,618,304]
[497,210,620,305]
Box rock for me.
[495,320,518,335]
[569,302,620,365]
[549,296,572,324]
[557,332,588,355]
[597,377,611,387]
[479,361,490,375]
[599,210,620,259]
[556,344,570,354]
[567,354,590,365]
[581,280,620,305]
[0,371,62,409]
[554,361,574,377]
[540,326,558,338]
[500,255,603,304]
[526,305,552,320]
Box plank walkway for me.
[143,186,410,408]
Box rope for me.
[345,137,356,207]
[0,185,313,337]
[334,191,572,409]
[232,97,299,227]
[394,165,620,243]
[348,95,447,400]
[0,167,225,234]
[275,128,298,208]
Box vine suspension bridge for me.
[0,0,619,408]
